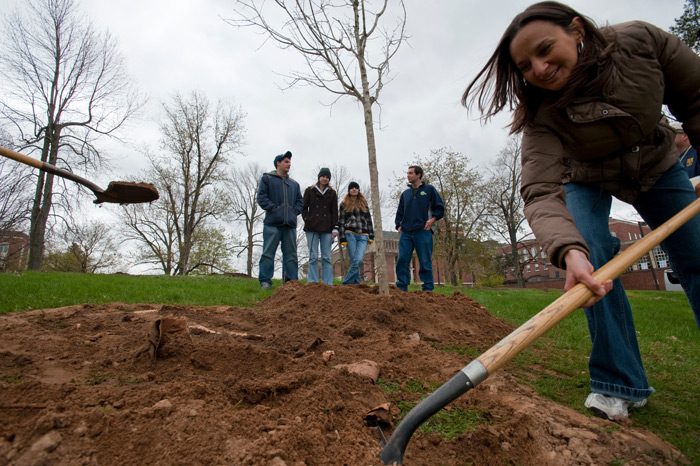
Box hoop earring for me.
[577,40,584,55]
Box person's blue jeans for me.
[342,232,368,285]
[565,162,700,402]
[306,231,333,285]
[259,225,298,286]
[395,229,434,291]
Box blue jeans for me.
[395,229,434,291]
[342,232,368,285]
[565,163,700,401]
[258,225,298,286]
[306,231,333,285]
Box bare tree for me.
[66,220,120,273]
[484,136,533,287]
[120,200,178,274]
[0,130,31,235]
[0,158,31,235]
[228,162,266,276]
[0,0,143,270]
[188,225,237,274]
[42,219,121,273]
[121,91,245,275]
[227,0,407,294]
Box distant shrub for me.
[475,274,504,288]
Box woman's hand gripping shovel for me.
[379,195,700,465]
[0,145,159,204]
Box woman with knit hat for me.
[338,182,374,285]
[302,167,338,285]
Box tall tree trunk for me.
[448,255,459,286]
[27,134,59,270]
[360,99,389,294]
[246,232,254,276]
[339,245,347,277]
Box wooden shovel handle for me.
[477,196,700,375]
[0,144,105,194]
[0,145,43,169]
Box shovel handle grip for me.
[477,195,700,375]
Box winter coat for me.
[256,171,303,227]
[302,184,338,233]
[679,146,700,179]
[521,21,700,269]
[338,204,374,243]
[395,182,444,233]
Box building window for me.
[0,243,8,259]
[526,264,531,272]
[535,263,539,271]
[611,231,617,237]
[555,271,560,278]
[543,263,549,270]
[653,246,669,268]
[628,232,632,240]
[638,256,649,270]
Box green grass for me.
[460,287,700,465]
[377,377,488,439]
[0,271,271,314]
[394,284,700,463]
[1,273,698,463]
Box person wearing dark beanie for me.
[338,182,374,285]
[302,167,338,285]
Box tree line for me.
[1,0,695,287]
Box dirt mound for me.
[0,281,688,465]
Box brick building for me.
[0,230,30,272]
[328,230,471,285]
[501,218,674,291]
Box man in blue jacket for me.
[672,122,700,196]
[395,165,445,291]
[257,151,303,289]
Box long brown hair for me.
[341,191,369,213]
[461,1,615,132]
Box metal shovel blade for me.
[94,181,159,204]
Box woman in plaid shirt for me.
[338,182,374,285]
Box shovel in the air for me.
[379,195,700,465]
[0,145,159,204]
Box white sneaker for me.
[584,393,648,420]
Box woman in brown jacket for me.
[302,168,338,285]
[463,1,700,421]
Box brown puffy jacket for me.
[521,21,700,269]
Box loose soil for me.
[0,282,688,465]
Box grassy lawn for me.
[1,272,698,463]
[459,287,700,465]
[0,271,269,313]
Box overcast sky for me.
[1,0,687,224]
